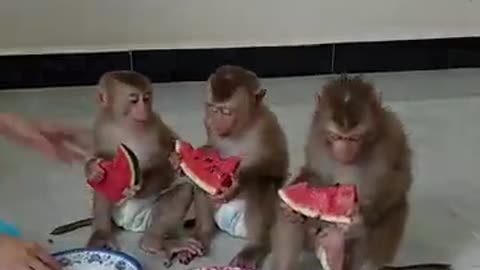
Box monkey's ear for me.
[96,91,108,107]
[315,93,322,108]
[255,88,267,103]
[376,90,382,102]
[371,89,382,105]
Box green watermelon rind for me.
[118,143,142,189]
[175,140,218,195]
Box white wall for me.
[1,0,479,55]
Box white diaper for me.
[112,178,187,232]
[112,196,156,232]
[214,198,248,238]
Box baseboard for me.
[0,37,479,90]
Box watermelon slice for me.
[87,144,141,204]
[175,140,241,195]
[278,182,358,224]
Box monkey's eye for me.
[327,132,341,141]
[347,135,361,142]
[129,98,139,104]
[129,94,139,104]
[219,107,233,116]
[142,93,151,102]
[209,106,219,114]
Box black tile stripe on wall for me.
[0,37,479,90]
[0,52,130,89]
[132,44,332,83]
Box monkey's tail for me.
[50,218,93,235]
[380,263,452,270]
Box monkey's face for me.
[205,102,236,137]
[105,86,153,124]
[323,121,368,164]
[205,87,256,138]
[316,80,379,164]
[205,66,265,138]
[125,89,152,122]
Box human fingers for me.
[28,257,51,270]
[32,244,61,270]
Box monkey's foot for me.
[229,245,268,270]
[315,227,345,270]
[139,234,161,254]
[87,230,119,250]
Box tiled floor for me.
[1,68,480,269]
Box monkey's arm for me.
[84,157,100,177]
[237,155,287,190]
[361,167,412,228]
[291,166,329,186]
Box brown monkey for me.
[272,75,451,270]
[173,65,289,269]
[79,71,195,256]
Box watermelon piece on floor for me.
[278,181,358,224]
[192,266,247,270]
[175,140,241,195]
[87,144,141,204]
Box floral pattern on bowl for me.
[52,248,142,270]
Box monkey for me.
[271,75,451,270]
[171,65,289,269]
[55,70,196,257]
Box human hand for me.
[0,114,92,163]
[0,235,61,270]
[34,119,93,162]
[168,152,184,176]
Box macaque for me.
[173,65,289,269]
[82,71,194,255]
[272,75,451,270]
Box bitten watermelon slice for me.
[87,144,141,204]
[175,140,241,195]
[278,182,358,224]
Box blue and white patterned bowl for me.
[52,248,142,270]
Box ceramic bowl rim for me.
[52,248,142,270]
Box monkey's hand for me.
[212,177,240,203]
[339,213,365,239]
[85,158,106,183]
[87,230,119,250]
[168,152,185,176]
[279,202,306,224]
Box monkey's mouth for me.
[213,127,232,137]
[130,118,151,126]
[216,132,231,138]
[325,137,361,164]
[132,114,152,121]
[134,118,149,123]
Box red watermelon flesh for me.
[87,144,141,204]
[175,140,241,195]
[278,182,358,224]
